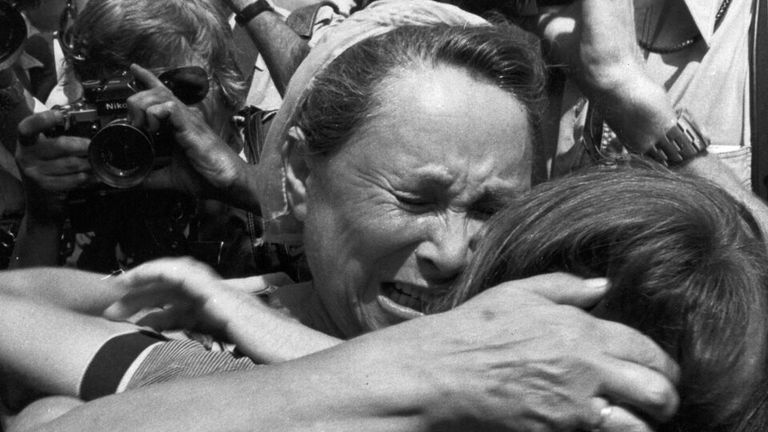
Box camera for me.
[53,73,174,189]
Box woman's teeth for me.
[382,282,432,312]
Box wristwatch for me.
[235,0,275,25]
[644,110,709,167]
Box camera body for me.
[54,73,173,189]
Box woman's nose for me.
[416,213,482,283]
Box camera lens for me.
[89,121,154,189]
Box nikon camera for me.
[52,74,174,189]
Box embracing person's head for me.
[256,0,546,338]
[435,161,768,431]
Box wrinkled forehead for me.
[329,64,533,190]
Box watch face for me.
[0,2,28,70]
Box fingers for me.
[586,318,679,422]
[16,111,93,193]
[103,286,189,321]
[22,156,90,177]
[32,137,91,160]
[586,399,655,432]
[17,110,64,146]
[16,141,96,192]
[126,87,175,132]
[134,306,192,332]
[130,63,165,90]
[600,405,654,432]
[599,320,680,381]
[488,273,609,308]
[592,321,679,422]
[104,257,220,321]
[126,64,189,134]
[28,172,92,193]
[119,257,218,289]
[144,101,175,132]
[521,273,609,307]
[223,272,295,293]
[597,355,678,422]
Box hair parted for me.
[294,23,546,156]
[69,0,246,109]
[432,160,768,431]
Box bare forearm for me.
[233,2,309,95]
[589,73,677,152]
[226,296,341,363]
[27,336,434,432]
[0,267,124,315]
[0,295,136,398]
[591,77,768,237]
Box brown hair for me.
[293,23,546,156]
[435,161,768,431]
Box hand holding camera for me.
[19,64,244,195]
[16,63,247,225]
[16,109,93,220]
[125,64,246,200]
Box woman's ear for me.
[284,126,310,221]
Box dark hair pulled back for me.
[294,23,545,156]
[438,161,768,431]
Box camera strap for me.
[239,106,276,254]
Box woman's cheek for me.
[355,209,427,256]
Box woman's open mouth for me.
[377,282,438,319]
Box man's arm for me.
[103,258,342,363]
[10,109,94,269]
[538,0,768,236]
[0,294,139,401]
[0,267,123,314]
[227,0,310,95]
[21,274,679,432]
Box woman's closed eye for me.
[468,204,498,221]
[394,193,434,211]
[468,194,508,221]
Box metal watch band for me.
[644,111,710,167]
[235,0,275,26]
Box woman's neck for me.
[269,282,347,339]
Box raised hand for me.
[537,0,676,153]
[126,64,248,200]
[355,273,679,431]
[103,257,257,336]
[16,109,94,218]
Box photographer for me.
[11,0,260,274]
[0,0,79,269]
